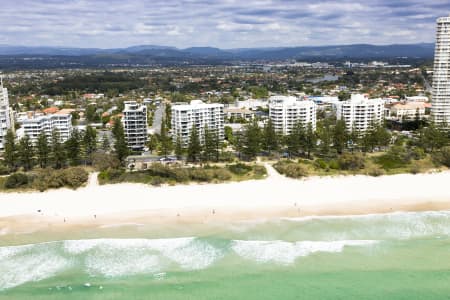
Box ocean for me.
[1,211,450,299]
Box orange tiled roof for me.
[43,107,59,114]
[56,108,76,115]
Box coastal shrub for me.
[98,168,125,183]
[366,166,385,177]
[4,173,29,189]
[150,176,165,186]
[189,168,214,182]
[432,147,450,168]
[337,153,365,171]
[298,159,312,165]
[314,159,328,170]
[92,152,121,171]
[274,161,308,178]
[62,167,89,188]
[171,168,190,182]
[213,169,233,181]
[253,165,267,178]
[0,163,10,175]
[376,146,411,170]
[227,163,252,175]
[328,159,340,170]
[31,167,89,191]
[219,151,235,162]
[32,169,65,191]
[411,147,426,160]
[96,163,265,186]
[409,162,422,175]
[147,164,175,178]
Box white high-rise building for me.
[336,94,384,132]
[22,113,72,144]
[122,101,148,151]
[0,77,12,150]
[432,15,450,125]
[171,100,224,147]
[269,96,316,135]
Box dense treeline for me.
[229,117,392,161]
[41,72,147,95]
[0,126,102,190]
[2,126,98,172]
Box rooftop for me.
[224,108,254,114]
[172,100,223,110]
[269,95,315,107]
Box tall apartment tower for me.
[122,101,148,151]
[0,76,12,150]
[432,15,450,125]
[269,96,316,135]
[171,100,224,147]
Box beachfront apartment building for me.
[269,96,316,135]
[432,14,450,125]
[122,101,148,151]
[336,94,385,132]
[171,100,224,147]
[22,113,72,143]
[0,77,12,150]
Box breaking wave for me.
[231,240,377,264]
[0,236,376,291]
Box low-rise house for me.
[387,102,431,120]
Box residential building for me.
[406,96,429,102]
[171,100,224,147]
[336,94,384,132]
[224,108,255,122]
[0,77,12,150]
[386,102,430,120]
[122,101,148,151]
[234,99,268,110]
[21,112,72,143]
[269,96,316,135]
[432,15,450,125]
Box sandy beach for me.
[1,165,450,232]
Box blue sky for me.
[0,0,448,48]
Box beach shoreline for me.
[1,165,450,235]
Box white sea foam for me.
[281,210,450,222]
[0,244,71,290]
[85,251,161,277]
[0,244,33,261]
[65,237,222,277]
[161,238,223,270]
[64,237,194,254]
[231,240,378,265]
[279,211,450,240]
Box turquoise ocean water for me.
[1,211,450,299]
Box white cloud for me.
[0,0,445,48]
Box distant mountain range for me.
[0,43,434,59]
[0,43,434,69]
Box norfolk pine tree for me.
[3,129,17,171]
[18,135,34,171]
